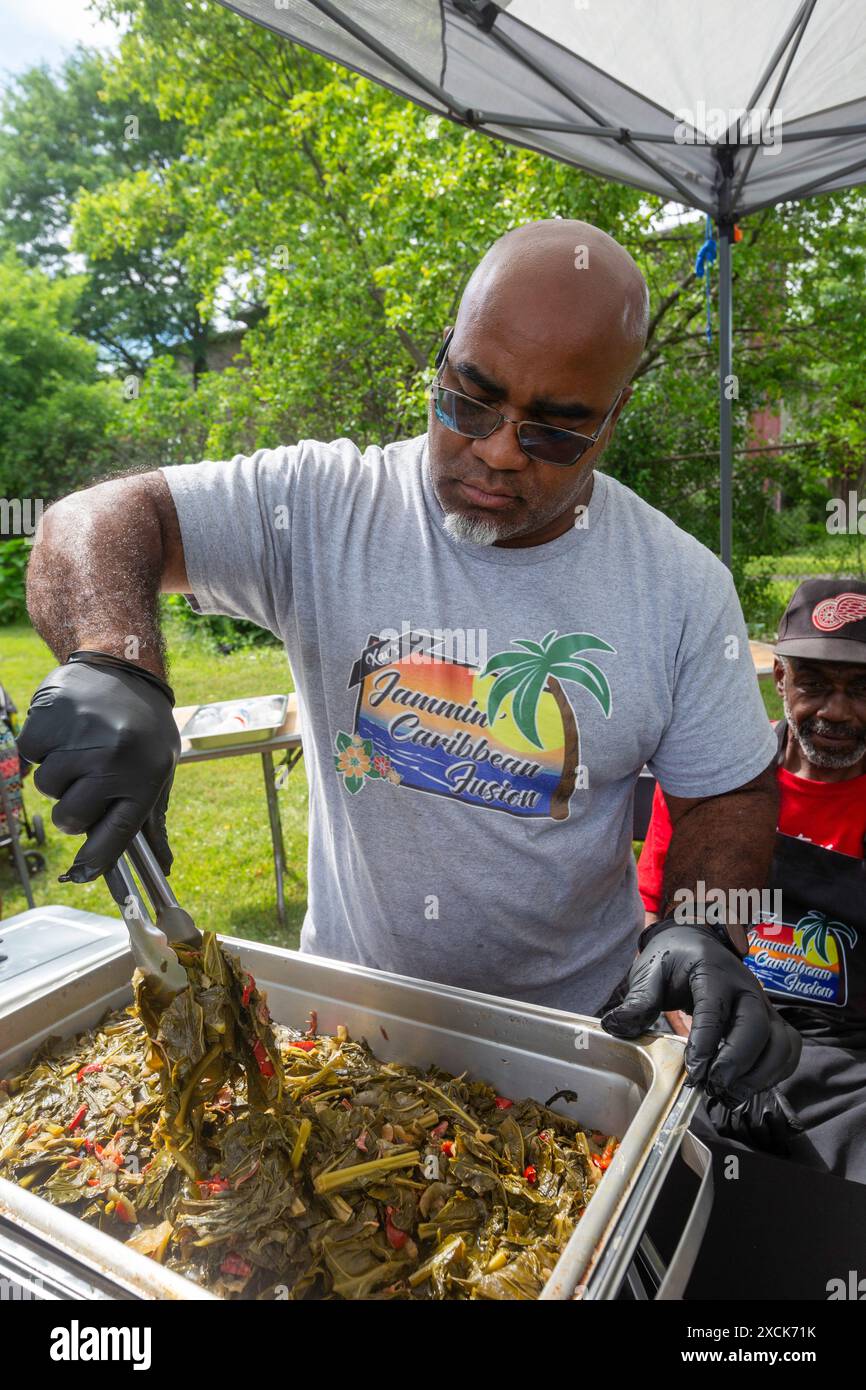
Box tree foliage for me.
[0,46,217,375]
[0,254,121,502]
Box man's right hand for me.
[17,653,180,882]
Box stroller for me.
[0,682,46,910]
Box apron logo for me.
[334,628,614,819]
[795,910,858,966]
[748,909,859,1008]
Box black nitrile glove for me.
[17,651,180,882]
[705,1085,805,1157]
[601,919,802,1104]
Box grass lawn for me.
[0,623,309,945]
[746,532,866,580]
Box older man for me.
[639,579,866,1178]
[18,218,799,1102]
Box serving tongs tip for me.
[104,831,202,1003]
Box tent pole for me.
[718,219,734,570]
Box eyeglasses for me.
[429,336,624,468]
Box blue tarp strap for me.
[694,214,717,344]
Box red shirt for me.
[637,728,866,913]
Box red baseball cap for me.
[774,579,866,664]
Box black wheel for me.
[24,851,46,876]
[30,813,46,846]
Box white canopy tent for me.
[216,0,866,565]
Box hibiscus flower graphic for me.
[333,731,399,794]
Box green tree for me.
[0,254,121,501]
[0,46,233,377]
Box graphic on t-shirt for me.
[333,627,614,819]
[746,909,859,1008]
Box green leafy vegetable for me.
[0,934,617,1299]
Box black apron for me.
[699,722,866,1180]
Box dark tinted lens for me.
[518,422,588,467]
[435,387,497,438]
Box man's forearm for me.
[660,764,779,948]
[27,476,169,678]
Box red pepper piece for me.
[252,1040,275,1077]
[592,1136,618,1172]
[220,1252,253,1278]
[430,1119,449,1138]
[494,1097,513,1110]
[241,974,256,1008]
[67,1105,88,1133]
[523,1164,538,1184]
[94,1141,123,1168]
[290,1039,317,1051]
[538,1130,550,1143]
[305,1009,318,1036]
[83,1138,94,1154]
[440,1140,454,1157]
[384,1206,407,1250]
[76,1063,103,1084]
[198,1176,231,1196]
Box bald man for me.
[20,219,800,1102]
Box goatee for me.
[783,693,866,769]
[442,512,502,546]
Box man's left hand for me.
[601,921,802,1103]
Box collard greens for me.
[0,933,618,1299]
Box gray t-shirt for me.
[163,433,775,1014]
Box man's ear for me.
[773,656,786,699]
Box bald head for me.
[457,219,649,391]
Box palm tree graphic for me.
[479,630,614,750]
[795,910,858,967]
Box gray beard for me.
[442,511,502,546]
[439,482,587,547]
[783,691,866,769]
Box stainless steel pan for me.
[0,937,712,1300]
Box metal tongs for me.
[104,832,202,1003]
